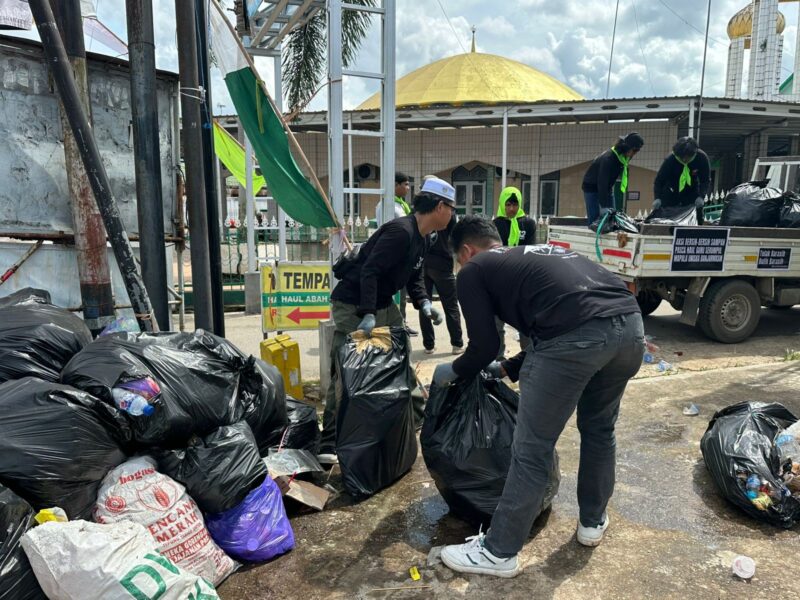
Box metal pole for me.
[348,113,354,237]
[501,107,508,190]
[688,98,695,138]
[328,0,345,226]
[50,0,115,336]
[380,0,396,225]
[126,0,170,330]
[175,0,213,330]
[606,0,620,99]
[30,0,157,332]
[245,134,257,272]
[274,52,287,261]
[196,0,225,336]
[696,0,712,145]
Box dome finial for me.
[471,25,476,53]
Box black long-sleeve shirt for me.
[452,245,640,381]
[492,216,536,246]
[425,213,456,272]
[582,149,624,208]
[331,214,429,316]
[654,149,711,208]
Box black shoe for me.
[406,325,419,336]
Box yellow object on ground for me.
[261,334,303,399]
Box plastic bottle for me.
[111,388,154,416]
[642,352,656,364]
[656,360,674,372]
[775,431,800,463]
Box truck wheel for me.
[698,280,761,343]
[636,291,662,316]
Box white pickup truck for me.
[546,157,800,344]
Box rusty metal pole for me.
[50,0,115,335]
[126,0,171,330]
[29,0,158,332]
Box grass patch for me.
[783,349,800,361]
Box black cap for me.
[619,132,645,150]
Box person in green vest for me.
[492,186,536,359]
[582,133,645,226]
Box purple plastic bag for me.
[205,476,295,562]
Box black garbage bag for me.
[336,327,417,498]
[277,398,321,454]
[422,374,560,528]
[61,330,287,452]
[644,204,698,226]
[0,484,46,600]
[589,209,639,234]
[154,421,268,515]
[778,192,800,228]
[700,401,800,528]
[0,378,127,520]
[720,181,784,227]
[0,287,92,384]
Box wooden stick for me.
[210,0,351,250]
[366,586,432,593]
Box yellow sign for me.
[261,261,331,331]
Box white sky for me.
[6,0,800,113]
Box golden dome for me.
[356,51,583,110]
[728,3,787,48]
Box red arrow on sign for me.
[287,307,330,324]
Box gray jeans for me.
[320,300,404,449]
[484,313,645,557]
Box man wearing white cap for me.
[318,176,456,464]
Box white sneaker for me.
[424,347,435,355]
[440,532,521,578]
[451,345,465,355]
[576,513,609,547]
[316,450,339,465]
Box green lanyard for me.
[673,152,695,192]
[394,196,411,215]
[610,147,630,194]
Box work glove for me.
[652,198,662,210]
[694,196,705,209]
[356,313,376,336]
[421,300,444,325]
[432,362,457,387]
[485,361,505,379]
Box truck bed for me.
[547,217,800,280]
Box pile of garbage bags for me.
[720,181,786,227]
[644,204,699,226]
[0,289,303,597]
[336,327,417,498]
[422,373,560,528]
[701,401,800,528]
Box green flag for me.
[212,121,266,192]
[209,5,336,228]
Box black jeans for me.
[419,267,463,350]
[484,313,645,557]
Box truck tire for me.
[636,290,662,316]
[698,280,761,343]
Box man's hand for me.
[432,362,457,386]
[422,300,444,325]
[485,361,506,379]
[652,198,662,210]
[694,196,705,209]
[357,313,376,336]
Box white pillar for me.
[380,0,397,226]
[748,0,780,100]
[273,53,287,262]
[501,107,508,190]
[794,1,800,97]
[726,38,746,98]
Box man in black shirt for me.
[318,177,454,463]
[582,132,644,226]
[435,217,644,578]
[419,211,463,355]
[653,137,711,221]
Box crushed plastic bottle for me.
[642,352,657,364]
[111,388,155,416]
[656,360,675,373]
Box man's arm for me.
[695,153,711,199]
[358,224,406,315]
[406,262,428,309]
[452,263,501,379]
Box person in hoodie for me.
[652,136,711,223]
[492,186,536,358]
[582,132,645,226]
